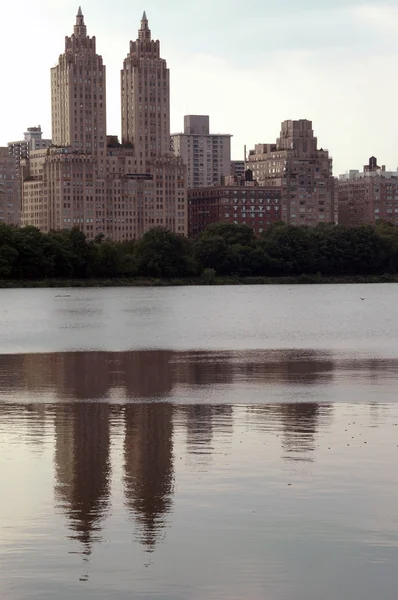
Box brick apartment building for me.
[188,174,281,237]
[338,157,398,227]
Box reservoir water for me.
[1,285,398,599]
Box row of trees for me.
[1,221,398,280]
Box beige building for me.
[171,116,231,188]
[51,6,106,176]
[120,13,187,235]
[21,9,187,240]
[121,12,170,164]
[246,120,335,226]
[0,148,19,225]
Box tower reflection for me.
[124,403,174,552]
[54,403,111,555]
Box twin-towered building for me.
[21,8,187,240]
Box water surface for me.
[0,285,398,600]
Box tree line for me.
[0,221,398,281]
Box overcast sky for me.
[1,0,398,174]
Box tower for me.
[51,7,106,171]
[119,13,187,235]
[121,12,170,168]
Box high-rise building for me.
[21,9,187,240]
[246,120,335,226]
[121,12,170,163]
[0,148,19,225]
[171,116,231,188]
[120,13,187,235]
[51,6,106,173]
[338,157,398,227]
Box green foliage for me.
[202,268,217,284]
[0,222,397,281]
[134,227,195,278]
[200,223,255,247]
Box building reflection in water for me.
[279,403,330,461]
[2,347,394,557]
[246,402,334,461]
[179,405,234,466]
[54,403,111,556]
[124,403,174,552]
[1,349,398,402]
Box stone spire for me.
[74,6,87,37]
[139,10,151,40]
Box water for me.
[0,285,398,600]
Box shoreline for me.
[1,274,398,288]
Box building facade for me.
[51,6,107,175]
[230,160,245,180]
[246,120,335,226]
[0,148,19,225]
[21,9,187,240]
[121,12,170,163]
[8,126,51,168]
[8,126,51,216]
[188,179,282,237]
[120,12,187,235]
[171,115,231,188]
[338,157,398,227]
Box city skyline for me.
[1,1,398,174]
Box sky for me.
[1,0,398,174]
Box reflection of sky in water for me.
[1,284,398,354]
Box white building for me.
[171,116,231,188]
[8,126,51,163]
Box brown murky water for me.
[0,286,398,599]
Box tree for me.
[193,235,233,275]
[200,223,255,247]
[11,227,54,279]
[0,244,18,277]
[135,227,194,278]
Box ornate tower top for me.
[139,11,151,41]
[64,6,96,54]
[74,6,87,37]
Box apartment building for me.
[246,120,335,226]
[0,148,19,225]
[171,115,231,188]
[338,157,398,226]
[188,176,281,237]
